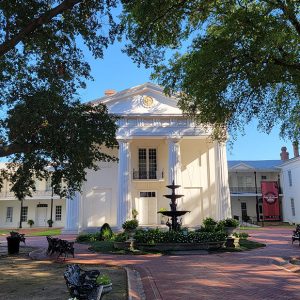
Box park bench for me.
[64,264,103,300]
[292,225,300,245]
[10,231,26,243]
[46,236,74,259]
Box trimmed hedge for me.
[134,229,227,244]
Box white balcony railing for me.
[132,170,164,181]
[0,190,56,199]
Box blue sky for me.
[78,41,293,161]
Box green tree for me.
[122,0,300,141]
[0,0,120,199]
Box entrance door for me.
[36,206,47,226]
[135,192,157,225]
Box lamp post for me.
[19,198,24,229]
[49,185,53,227]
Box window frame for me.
[21,206,28,222]
[55,205,62,221]
[6,207,13,223]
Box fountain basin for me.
[163,194,184,199]
[158,210,190,217]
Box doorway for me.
[135,191,157,225]
[36,204,48,227]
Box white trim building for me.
[64,83,231,233]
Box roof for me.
[228,160,282,171]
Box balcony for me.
[132,170,164,181]
[230,186,262,194]
[0,190,58,199]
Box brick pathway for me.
[1,227,300,299]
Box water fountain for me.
[158,181,190,231]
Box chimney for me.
[293,141,299,158]
[104,89,116,97]
[280,146,289,161]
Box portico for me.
[64,83,231,232]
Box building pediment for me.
[230,163,255,171]
[89,82,182,116]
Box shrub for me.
[27,219,34,227]
[122,219,138,231]
[113,232,129,242]
[76,232,101,242]
[218,218,239,228]
[100,223,113,241]
[96,274,111,285]
[203,217,217,227]
[134,228,226,244]
[233,232,249,239]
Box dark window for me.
[140,192,156,197]
[21,206,28,222]
[55,206,62,221]
[288,170,292,186]
[138,149,147,179]
[241,202,248,221]
[261,175,267,180]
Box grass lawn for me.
[0,250,127,300]
[0,228,61,236]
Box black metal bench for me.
[46,236,75,259]
[292,225,300,245]
[64,264,103,300]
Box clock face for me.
[142,95,154,107]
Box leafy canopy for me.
[122,0,300,141]
[0,0,120,199]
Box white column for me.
[62,191,80,234]
[117,138,131,228]
[167,136,182,186]
[215,142,231,220]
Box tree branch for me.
[0,0,83,58]
[0,143,34,157]
[275,0,300,36]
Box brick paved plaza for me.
[1,227,300,300]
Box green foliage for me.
[0,1,120,199]
[113,232,129,242]
[134,228,226,244]
[202,217,217,227]
[233,232,249,239]
[96,274,111,285]
[100,223,113,241]
[132,209,138,220]
[27,219,34,226]
[122,219,138,231]
[219,218,240,228]
[76,232,101,243]
[122,1,300,141]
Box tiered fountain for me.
[158,181,190,231]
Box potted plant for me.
[96,274,112,294]
[122,219,138,232]
[27,219,34,228]
[219,218,239,236]
[47,219,54,227]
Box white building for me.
[228,160,282,223]
[64,83,231,233]
[0,163,66,228]
[279,144,300,224]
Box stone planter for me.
[101,282,112,294]
[135,241,225,252]
[224,227,236,237]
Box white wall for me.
[281,158,300,224]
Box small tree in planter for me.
[122,219,139,232]
[47,219,54,227]
[218,218,239,236]
[27,219,34,228]
[96,274,112,294]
